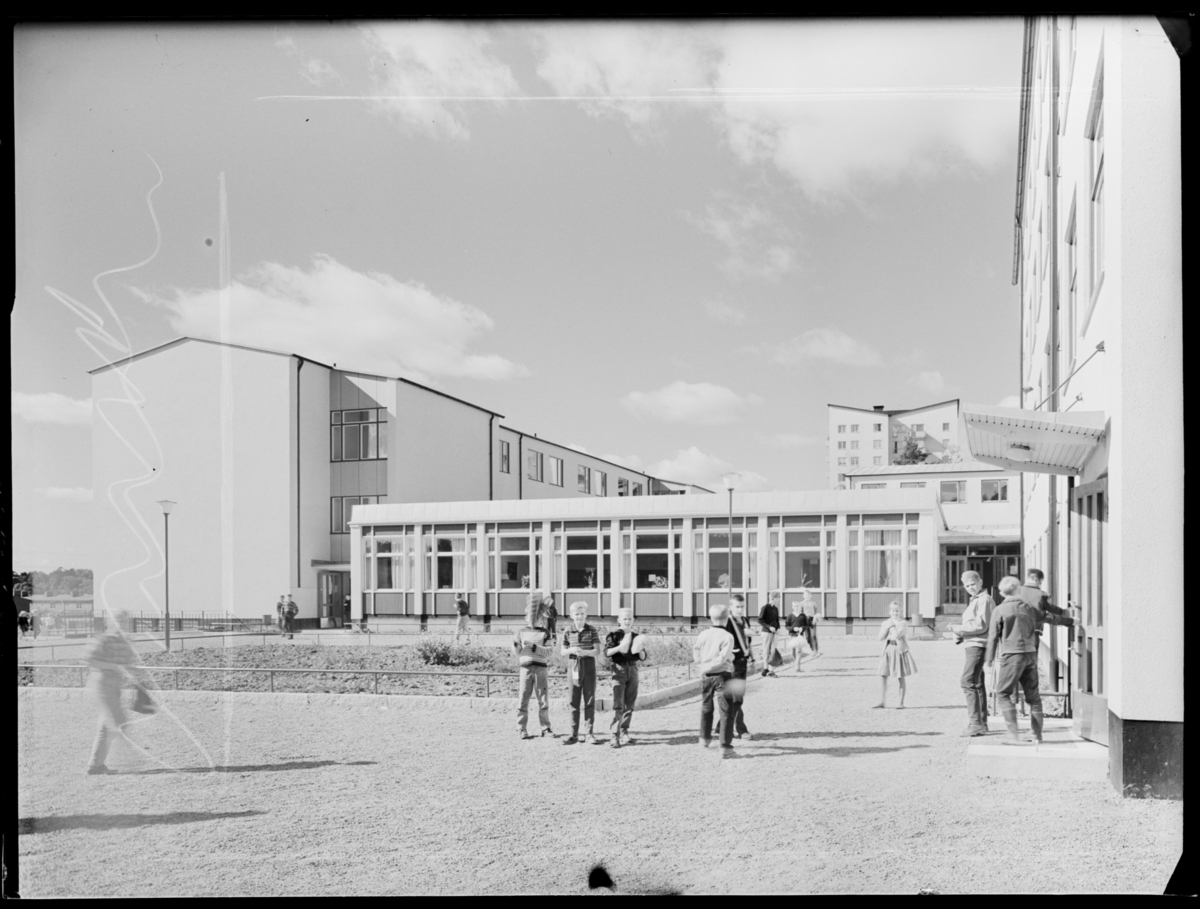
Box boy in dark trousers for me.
[725,594,754,739]
[986,576,1044,745]
[561,602,603,745]
[693,603,736,756]
[604,608,646,748]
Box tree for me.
[896,440,927,465]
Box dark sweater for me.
[985,597,1039,663]
[758,603,781,633]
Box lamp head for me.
[722,472,740,491]
[156,499,177,515]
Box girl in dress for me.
[875,601,917,708]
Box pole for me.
[728,488,734,599]
[164,511,171,650]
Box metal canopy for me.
[962,403,1106,477]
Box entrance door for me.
[942,553,967,609]
[1071,479,1108,745]
[319,572,348,628]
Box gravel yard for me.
[17,636,1181,896]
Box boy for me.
[513,598,554,739]
[284,596,298,639]
[693,603,737,756]
[453,592,470,644]
[726,595,754,740]
[561,602,603,745]
[604,608,646,749]
[757,593,781,677]
[985,576,1043,745]
[950,570,994,737]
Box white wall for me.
[390,382,492,505]
[291,358,331,618]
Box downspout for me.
[297,357,304,589]
[1015,16,1034,582]
[518,431,523,499]
[488,414,494,501]
[1048,17,1061,624]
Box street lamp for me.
[722,473,741,600]
[156,500,176,649]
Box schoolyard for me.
[16,635,1181,895]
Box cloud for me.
[649,446,769,492]
[12,392,92,426]
[772,327,884,368]
[360,22,521,139]
[567,443,590,454]
[907,370,946,394]
[600,453,645,472]
[702,300,748,325]
[686,196,797,281]
[136,255,527,385]
[758,432,816,449]
[275,31,339,87]
[38,487,93,502]
[997,394,1021,409]
[621,381,763,425]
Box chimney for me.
[873,405,885,411]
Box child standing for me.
[875,601,917,708]
[604,608,646,748]
[513,599,554,739]
[693,603,736,756]
[561,602,602,745]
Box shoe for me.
[586,734,601,745]
[520,731,535,740]
[622,736,635,745]
[1023,733,1043,743]
[719,745,736,758]
[611,736,621,749]
[87,766,112,775]
[700,739,712,749]
[541,728,555,738]
[741,732,753,741]
[563,736,579,745]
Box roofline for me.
[842,463,1008,477]
[393,375,503,417]
[1013,16,1035,286]
[827,398,960,417]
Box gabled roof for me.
[827,399,960,417]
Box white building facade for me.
[826,400,961,489]
[963,17,1182,799]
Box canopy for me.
[962,403,1106,477]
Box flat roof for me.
[351,487,936,526]
[844,462,1007,477]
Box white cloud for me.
[302,58,338,86]
[997,394,1021,409]
[649,446,769,492]
[12,392,92,426]
[360,22,521,139]
[38,487,93,502]
[567,443,590,454]
[702,299,748,325]
[908,370,946,395]
[136,255,527,385]
[772,328,884,368]
[600,453,645,472]
[758,432,816,449]
[686,197,797,282]
[621,381,763,425]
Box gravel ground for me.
[17,636,1181,896]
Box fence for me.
[17,661,696,699]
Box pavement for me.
[16,636,1181,895]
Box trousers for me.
[960,645,989,728]
[610,663,640,735]
[700,673,734,746]
[730,659,749,735]
[517,664,551,733]
[759,630,779,667]
[995,651,1043,738]
[88,671,128,770]
[569,658,597,735]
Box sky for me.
[11,18,1027,571]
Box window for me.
[1087,64,1105,307]
[850,441,859,450]
[630,529,682,590]
[942,423,950,431]
[837,424,846,433]
[837,441,846,450]
[695,521,755,590]
[489,530,540,590]
[331,409,387,462]
[1066,194,1079,368]
[631,482,643,496]
[331,495,379,533]
[873,423,882,432]
[499,440,510,473]
[939,480,967,503]
[899,482,926,488]
[850,424,859,433]
[596,471,607,496]
[425,532,472,591]
[873,457,883,465]
[547,456,563,487]
[526,450,544,482]
[617,477,630,497]
[872,440,882,449]
[364,529,415,591]
[913,423,924,432]
[837,457,846,466]
[764,516,833,599]
[863,526,903,588]
[981,479,1009,502]
[850,457,859,466]
[862,482,886,489]
[577,464,591,494]
[553,532,611,589]
[893,442,899,454]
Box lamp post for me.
[157,500,176,649]
[722,473,741,600]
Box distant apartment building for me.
[962,17,1182,798]
[826,400,960,489]
[90,337,708,630]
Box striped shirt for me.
[562,623,601,659]
[513,626,552,667]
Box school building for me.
[964,16,1182,798]
[347,489,944,631]
[89,336,707,630]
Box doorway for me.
[319,571,350,628]
[1071,478,1108,745]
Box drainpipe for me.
[517,432,523,499]
[488,414,494,501]
[1015,16,1034,592]
[1048,17,1061,639]
[297,357,304,589]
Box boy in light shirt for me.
[693,603,737,756]
[950,570,994,737]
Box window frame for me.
[526,449,544,483]
[331,495,380,534]
[548,455,563,487]
[938,480,967,504]
[499,439,510,474]
[330,409,387,463]
[577,464,591,494]
[981,478,1009,503]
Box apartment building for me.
[827,400,960,489]
[90,337,708,631]
[963,17,1182,798]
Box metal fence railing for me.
[17,661,697,699]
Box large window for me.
[488,524,540,590]
[548,455,563,487]
[939,480,966,503]
[577,464,591,494]
[331,409,386,462]
[331,495,379,533]
[499,440,510,473]
[617,477,630,496]
[631,482,643,496]
[981,479,1009,502]
[766,516,834,595]
[364,527,415,591]
[695,518,757,590]
[527,450,544,482]
[845,513,920,591]
[552,523,612,589]
[625,520,683,589]
[596,471,607,496]
[424,527,476,591]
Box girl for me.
[802,593,820,658]
[785,601,811,672]
[875,601,917,708]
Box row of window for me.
[835,422,950,434]
[360,513,922,593]
[853,479,1009,503]
[331,409,387,462]
[499,440,644,496]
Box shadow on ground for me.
[136,759,377,775]
[20,810,265,834]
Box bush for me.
[414,638,492,668]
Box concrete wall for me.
[92,339,293,621]
[389,381,492,505]
[291,358,331,617]
[502,428,658,501]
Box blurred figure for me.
[453,592,470,644]
[875,601,916,708]
[693,602,736,756]
[725,595,753,740]
[802,592,821,658]
[757,593,782,677]
[604,608,646,748]
[275,595,287,634]
[84,610,150,775]
[17,610,31,639]
[543,595,558,638]
[785,601,811,672]
[284,596,298,639]
[561,602,603,745]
